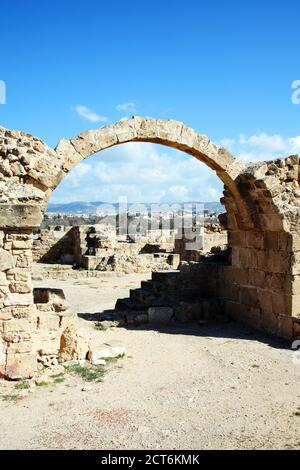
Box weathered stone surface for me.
[148,307,174,324]
[0,248,14,271]
[58,325,89,363]
[5,353,36,380]
[0,205,43,228]
[87,342,126,362]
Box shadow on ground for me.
[78,310,290,351]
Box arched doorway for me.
[0,117,298,380]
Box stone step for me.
[98,309,148,327]
[124,311,149,326]
[151,270,179,283]
[99,310,127,321]
[130,288,158,304]
[141,280,165,293]
[115,298,149,312]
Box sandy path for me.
[1,274,300,450]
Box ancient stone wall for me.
[32,228,74,263]
[0,229,36,379]
[174,223,228,262]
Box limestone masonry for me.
[1,117,300,380]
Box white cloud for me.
[51,142,223,204]
[220,132,300,162]
[63,162,91,187]
[75,105,108,123]
[116,102,136,113]
[50,131,300,206]
[168,185,189,200]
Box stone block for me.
[228,231,245,247]
[291,276,300,295]
[291,234,300,252]
[288,294,300,318]
[12,240,32,250]
[11,306,33,319]
[0,248,14,271]
[87,343,126,363]
[264,232,279,251]
[9,281,32,293]
[271,292,287,316]
[58,324,88,362]
[0,307,12,320]
[7,340,32,354]
[37,314,61,331]
[4,292,33,307]
[257,289,273,313]
[148,306,174,324]
[278,232,291,252]
[293,320,300,335]
[245,231,264,249]
[240,286,259,308]
[5,352,36,380]
[248,269,266,288]
[278,315,294,340]
[225,301,244,321]
[0,205,43,229]
[2,318,31,333]
[219,282,240,302]
[224,266,249,285]
[261,310,279,335]
[98,127,118,149]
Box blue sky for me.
[1,0,300,203]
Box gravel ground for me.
[1,274,300,450]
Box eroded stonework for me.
[0,117,300,379]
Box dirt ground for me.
[1,273,300,450]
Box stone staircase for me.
[99,266,227,327]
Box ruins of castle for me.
[1,117,300,380]
[31,222,227,274]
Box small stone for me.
[87,344,126,362]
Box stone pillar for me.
[0,228,37,379]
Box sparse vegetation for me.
[64,363,106,382]
[94,322,107,331]
[49,371,65,384]
[53,377,65,384]
[14,381,30,390]
[105,353,125,363]
[35,381,49,387]
[50,372,64,379]
[1,394,20,402]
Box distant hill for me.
[47,200,224,215]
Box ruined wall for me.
[32,224,178,273]
[32,228,74,263]
[0,229,36,379]
[220,156,300,338]
[175,223,228,262]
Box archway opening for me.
[31,140,231,366]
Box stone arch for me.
[54,117,250,228]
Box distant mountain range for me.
[47,201,224,215]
